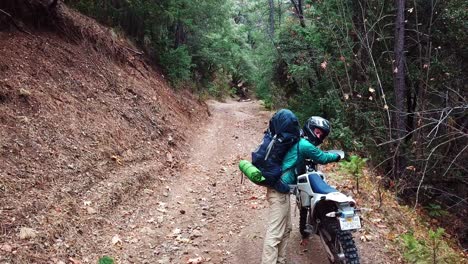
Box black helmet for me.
[303,116,331,146]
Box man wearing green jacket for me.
[261,116,340,264]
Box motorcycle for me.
[290,150,362,264]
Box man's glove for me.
[335,153,341,162]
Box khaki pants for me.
[261,188,292,264]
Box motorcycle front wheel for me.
[318,219,360,264]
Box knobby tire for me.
[321,219,360,264]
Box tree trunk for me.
[277,0,282,28]
[289,0,317,91]
[174,19,185,48]
[350,0,369,84]
[268,0,275,38]
[290,0,305,27]
[393,0,407,180]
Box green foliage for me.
[260,99,273,110]
[238,2,466,237]
[425,204,449,218]
[340,155,367,193]
[340,155,367,177]
[402,231,429,263]
[98,256,114,264]
[251,45,277,107]
[329,118,363,151]
[401,228,459,264]
[160,45,193,82]
[205,73,232,100]
[65,0,255,91]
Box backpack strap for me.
[264,134,277,160]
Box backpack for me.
[251,109,300,191]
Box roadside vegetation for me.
[61,0,468,258]
[328,159,466,263]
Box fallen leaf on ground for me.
[19,227,36,240]
[0,244,13,252]
[360,235,373,242]
[87,207,97,214]
[187,257,203,264]
[111,235,122,245]
[69,257,82,264]
[176,236,190,243]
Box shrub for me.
[401,228,458,264]
[425,203,449,218]
[339,155,367,193]
[160,45,193,83]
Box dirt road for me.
[84,100,363,264]
[147,100,330,264]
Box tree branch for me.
[442,144,468,178]
[414,134,467,209]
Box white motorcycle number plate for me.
[339,216,361,231]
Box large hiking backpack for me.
[251,109,300,191]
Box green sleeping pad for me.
[239,160,266,184]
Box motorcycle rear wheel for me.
[318,220,360,264]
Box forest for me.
[61,0,466,234]
[1,0,467,258]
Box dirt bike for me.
[291,150,361,264]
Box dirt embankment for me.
[0,5,208,262]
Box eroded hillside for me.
[0,3,207,262]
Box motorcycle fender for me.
[324,192,355,204]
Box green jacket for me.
[281,138,339,184]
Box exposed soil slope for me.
[0,7,208,262]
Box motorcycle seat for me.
[308,174,338,194]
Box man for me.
[261,116,341,264]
